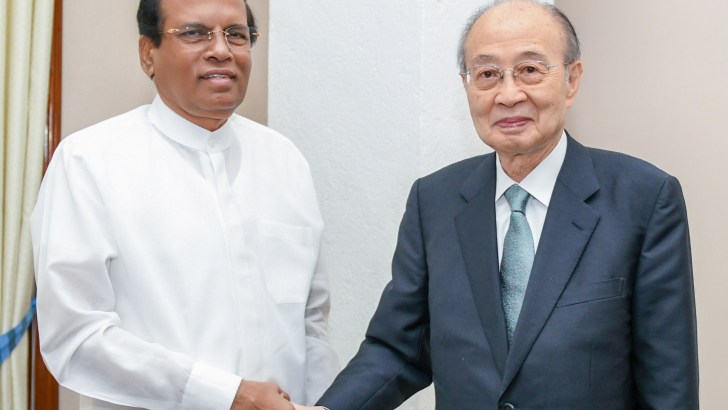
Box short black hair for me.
[137,0,257,47]
[137,0,161,46]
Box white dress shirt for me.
[31,96,339,409]
[495,132,567,264]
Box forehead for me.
[465,2,565,65]
[160,0,247,25]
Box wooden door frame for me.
[31,0,63,408]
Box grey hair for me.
[456,0,581,73]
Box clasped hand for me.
[230,380,326,410]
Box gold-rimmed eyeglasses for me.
[460,61,569,90]
[160,24,260,50]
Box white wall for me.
[268,1,522,408]
[269,0,724,407]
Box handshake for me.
[231,380,327,410]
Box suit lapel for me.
[455,154,509,376]
[501,136,602,390]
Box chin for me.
[206,92,245,108]
[482,130,526,144]
[484,136,536,155]
[199,100,242,115]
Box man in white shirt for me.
[31,0,338,408]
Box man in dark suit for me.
[312,0,699,409]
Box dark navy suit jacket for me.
[318,135,699,409]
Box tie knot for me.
[504,184,530,213]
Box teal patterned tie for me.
[501,184,534,344]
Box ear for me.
[139,36,156,79]
[564,60,583,107]
[460,73,469,90]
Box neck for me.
[193,116,230,132]
[157,95,233,132]
[499,133,562,182]
[499,155,540,183]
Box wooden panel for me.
[32,0,63,408]
[31,318,57,410]
[45,0,63,172]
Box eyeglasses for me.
[160,24,260,50]
[460,61,567,90]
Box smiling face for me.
[463,1,582,178]
[139,0,251,131]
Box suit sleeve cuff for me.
[180,361,242,410]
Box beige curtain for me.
[0,0,55,408]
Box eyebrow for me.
[469,50,550,66]
[177,21,206,28]
[177,21,247,29]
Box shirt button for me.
[500,403,515,410]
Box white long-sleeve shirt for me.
[31,96,339,409]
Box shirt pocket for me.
[555,277,625,308]
[259,220,316,304]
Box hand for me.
[293,406,326,410]
[230,381,294,410]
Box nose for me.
[206,31,232,59]
[494,72,527,107]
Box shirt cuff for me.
[179,361,242,410]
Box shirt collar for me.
[495,130,567,207]
[147,95,234,152]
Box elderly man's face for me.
[463,2,582,164]
[140,0,251,131]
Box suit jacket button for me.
[500,403,515,410]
